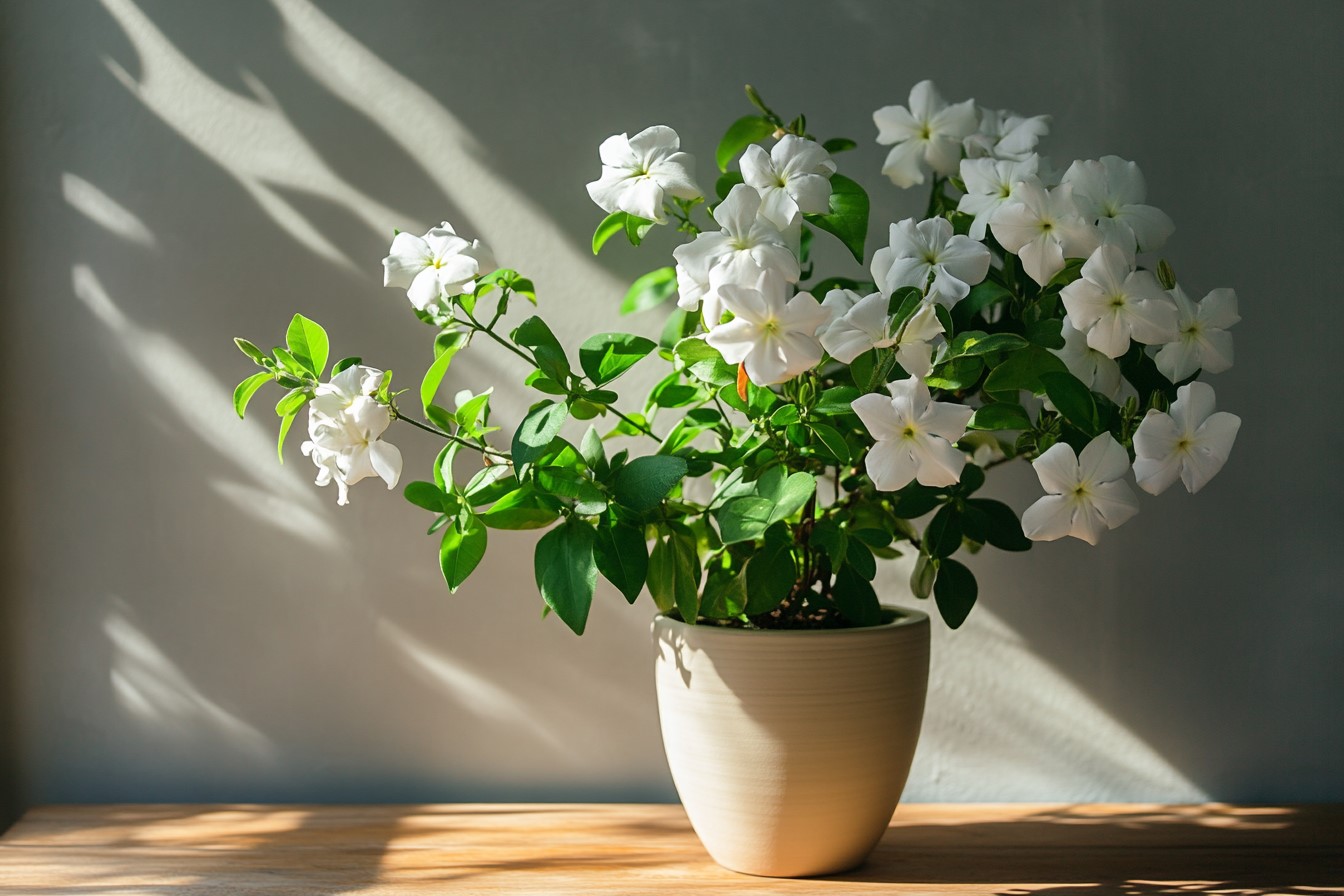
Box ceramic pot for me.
[651,607,930,878]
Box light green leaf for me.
[440,515,487,592]
[285,314,329,377]
[621,266,679,315]
[276,409,298,462]
[233,372,271,419]
[404,481,448,513]
[592,211,627,255]
[803,173,869,263]
[982,345,1068,394]
[716,115,776,172]
[234,338,267,366]
[511,400,569,467]
[420,333,468,413]
[480,487,560,530]
[579,332,657,386]
[716,496,776,544]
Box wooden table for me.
[1,804,1340,894]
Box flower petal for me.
[1022,495,1075,542]
[865,438,920,491]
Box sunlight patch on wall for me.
[62,173,157,248]
[71,264,340,549]
[106,601,274,760]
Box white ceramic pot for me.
[652,607,930,878]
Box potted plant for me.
[230,80,1241,878]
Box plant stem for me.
[389,405,509,460]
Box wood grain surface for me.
[1,803,1340,894]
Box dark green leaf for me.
[675,337,736,386]
[911,553,937,599]
[949,331,1030,358]
[512,400,569,467]
[331,356,362,374]
[440,515,487,592]
[967,498,1032,552]
[594,521,648,603]
[579,332,657,385]
[809,422,851,464]
[745,531,796,614]
[814,386,861,417]
[933,558,978,629]
[822,137,857,153]
[833,565,881,626]
[579,425,608,477]
[1041,371,1100,436]
[716,115,776,172]
[285,314,329,377]
[613,455,688,512]
[924,504,962,559]
[715,171,744,201]
[700,566,749,619]
[480,487,560,529]
[535,519,597,635]
[952,280,1012,330]
[968,402,1033,431]
[592,211,627,255]
[803,173,869,263]
[845,538,877,581]
[889,484,942,518]
[925,356,983,391]
[404,481,448,513]
[716,496,776,544]
[982,345,1068,394]
[1026,317,1066,349]
[233,372,271,419]
[647,532,700,619]
[512,316,571,383]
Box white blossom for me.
[821,293,943,378]
[819,287,863,327]
[1052,318,1125,401]
[301,366,402,506]
[1133,382,1240,495]
[964,107,1051,162]
[1062,156,1174,255]
[1021,434,1139,545]
[870,217,991,307]
[704,270,827,386]
[873,80,977,188]
[740,135,836,229]
[586,125,701,223]
[674,184,800,325]
[1060,244,1178,358]
[957,156,1039,240]
[990,177,1099,286]
[382,223,495,311]
[852,376,973,490]
[1154,285,1239,382]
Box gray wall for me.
[2,0,1341,821]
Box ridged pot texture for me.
[652,608,930,878]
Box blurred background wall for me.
[1,0,1341,825]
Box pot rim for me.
[652,604,928,637]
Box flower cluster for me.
[232,81,1242,635]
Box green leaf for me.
[624,214,655,246]
[674,338,736,386]
[331,356,362,374]
[714,171,744,201]
[613,455,688,512]
[772,472,817,522]
[592,211,627,255]
[480,487,560,529]
[745,529,796,614]
[534,519,597,635]
[1026,317,1066,349]
[769,404,801,426]
[911,553,937,599]
[275,410,298,463]
[620,267,678,315]
[648,532,700,619]
[965,499,1032,552]
[982,345,1068,394]
[968,401,1033,431]
[948,331,1030,358]
[440,515,487,592]
[925,356,983,391]
[579,426,608,477]
[803,173,869,263]
[512,400,569,467]
[420,333,468,413]
[822,137,857,153]
[933,558,978,629]
[233,372,271,419]
[809,422,851,464]
[579,332,657,386]
[716,115,776,172]
[716,496,777,544]
[285,314,329,377]
[952,280,1012,330]
[512,316,571,383]
[833,565,881,627]
[845,538,877,581]
[234,338,267,366]
[404,481,448,513]
[814,386,861,417]
[700,566,749,619]
[1041,371,1100,435]
[594,521,648,604]
[924,504,962,559]
[889,484,942,519]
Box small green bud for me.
[1157,259,1177,290]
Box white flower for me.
[1052,318,1125,401]
[870,217,991,307]
[740,135,836,229]
[1060,245,1178,358]
[1062,156,1174,255]
[852,376,973,490]
[1154,285,1239,382]
[820,287,863,326]
[1133,382,1240,495]
[821,294,944,377]
[704,270,827,385]
[964,108,1051,162]
[382,223,495,311]
[873,80,977,188]
[301,366,402,506]
[674,184,800,325]
[1021,434,1139,545]
[990,177,1099,286]
[586,125,701,223]
[957,156,1039,240]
